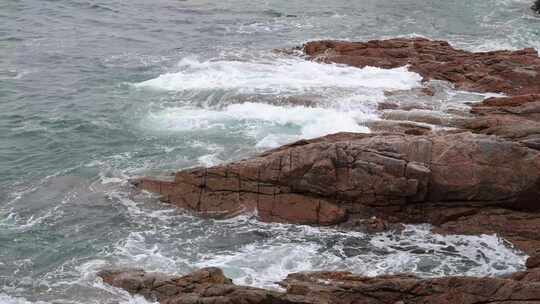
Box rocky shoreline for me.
[101,39,540,303]
[99,257,540,304]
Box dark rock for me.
[533,0,540,13]
[527,253,540,269]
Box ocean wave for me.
[135,57,423,94]
[107,208,526,290]
[141,102,373,148]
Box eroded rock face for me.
[98,267,309,304]
[463,94,540,150]
[99,267,540,304]
[135,131,540,253]
[303,38,540,96]
[98,267,233,302]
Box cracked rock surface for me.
[135,131,540,254]
[99,260,540,304]
[303,38,540,96]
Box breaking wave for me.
[135,57,423,94]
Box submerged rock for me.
[99,267,540,304]
[303,38,540,96]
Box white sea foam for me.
[195,243,322,288]
[0,294,48,304]
[108,207,526,290]
[197,153,222,167]
[135,57,423,94]
[192,224,526,289]
[142,102,373,149]
[136,55,424,148]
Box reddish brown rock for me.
[303,38,540,96]
[98,267,300,304]
[135,131,540,253]
[461,94,540,150]
[99,267,540,304]
[365,119,433,135]
[527,253,540,269]
[133,39,540,257]
[283,270,540,304]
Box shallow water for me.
[1,0,539,302]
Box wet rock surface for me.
[135,131,540,254]
[304,38,540,96]
[119,38,540,303]
[464,94,540,150]
[99,267,540,304]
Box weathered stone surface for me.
[365,119,433,135]
[303,38,540,96]
[98,267,308,304]
[135,131,540,253]
[98,267,232,301]
[527,253,540,269]
[283,270,540,304]
[99,267,540,304]
[461,94,540,150]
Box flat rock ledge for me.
[99,256,540,304]
[303,38,540,96]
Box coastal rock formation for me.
[303,38,540,96]
[99,266,540,304]
[131,38,540,254]
[135,131,540,253]
[117,38,540,303]
[464,94,540,150]
[534,0,540,13]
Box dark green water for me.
[1,0,539,303]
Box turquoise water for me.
[1,1,539,302]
